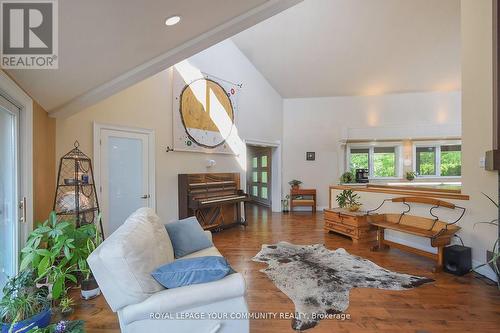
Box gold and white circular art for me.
[179,78,234,148]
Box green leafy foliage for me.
[473,193,499,288]
[20,212,101,300]
[339,172,355,183]
[336,190,361,210]
[440,150,461,176]
[26,320,85,333]
[373,152,396,177]
[350,153,369,171]
[288,179,302,187]
[0,269,50,324]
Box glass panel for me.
[252,171,258,182]
[416,146,436,176]
[108,136,144,235]
[252,157,258,168]
[350,148,369,172]
[261,171,268,184]
[252,186,258,196]
[261,187,268,199]
[373,147,396,177]
[261,155,268,168]
[440,145,461,176]
[0,106,17,293]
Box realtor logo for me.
[1,0,58,69]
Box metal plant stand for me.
[53,141,104,238]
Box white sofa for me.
[87,208,249,333]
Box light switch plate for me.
[479,156,486,168]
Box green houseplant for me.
[339,172,355,184]
[77,217,102,300]
[28,319,85,333]
[281,195,290,213]
[288,179,302,190]
[58,296,75,318]
[20,211,99,300]
[473,193,500,287]
[406,171,416,181]
[336,190,362,212]
[0,269,51,332]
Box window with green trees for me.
[415,144,461,177]
[350,148,369,172]
[373,147,396,177]
[348,146,399,178]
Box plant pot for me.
[348,204,361,212]
[1,308,51,333]
[81,277,100,300]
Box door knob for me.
[140,195,150,199]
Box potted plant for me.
[0,269,51,333]
[281,195,290,213]
[58,296,75,318]
[336,190,362,212]
[29,320,85,333]
[473,193,500,287]
[406,171,416,181]
[339,172,355,184]
[289,179,302,190]
[20,212,100,300]
[78,222,102,300]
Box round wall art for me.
[179,78,234,148]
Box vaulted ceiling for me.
[232,0,460,98]
[4,0,300,116]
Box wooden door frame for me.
[244,139,282,212]
[93,122,156,232]
[247,145,272,207]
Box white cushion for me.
[181,246,222,259]
[88,207,174,311]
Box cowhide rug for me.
[252,242,433,331]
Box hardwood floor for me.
[72,204,500,332]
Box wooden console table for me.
[290,188,317,212]
[324,208,376,243]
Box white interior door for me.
[0,96,20,292]
[97,126,155,236]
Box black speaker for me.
[443,245,472,276]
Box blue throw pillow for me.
[165,216,213,258]
[151,256,232,288]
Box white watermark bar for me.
[149,311,352,321]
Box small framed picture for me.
[306,152,315,161]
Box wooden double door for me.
[247,146,272,207]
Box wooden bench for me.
[290,188,317,213]
[368,196,465,271]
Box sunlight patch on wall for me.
[174,60,247,169]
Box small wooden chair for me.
[367,196,465,271]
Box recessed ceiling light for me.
[165,15,181,26]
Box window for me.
[414,143,461,177]
[373,147,396,177]
[416,146,436,176]
[440,145,461,176]
[350,148,369,171]
[348,145,401,178]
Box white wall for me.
[282,91,461,208]
[460,0,498,281]
[56,39,283,224]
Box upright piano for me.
[178,173,250,230]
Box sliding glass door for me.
[0,96,20,293]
